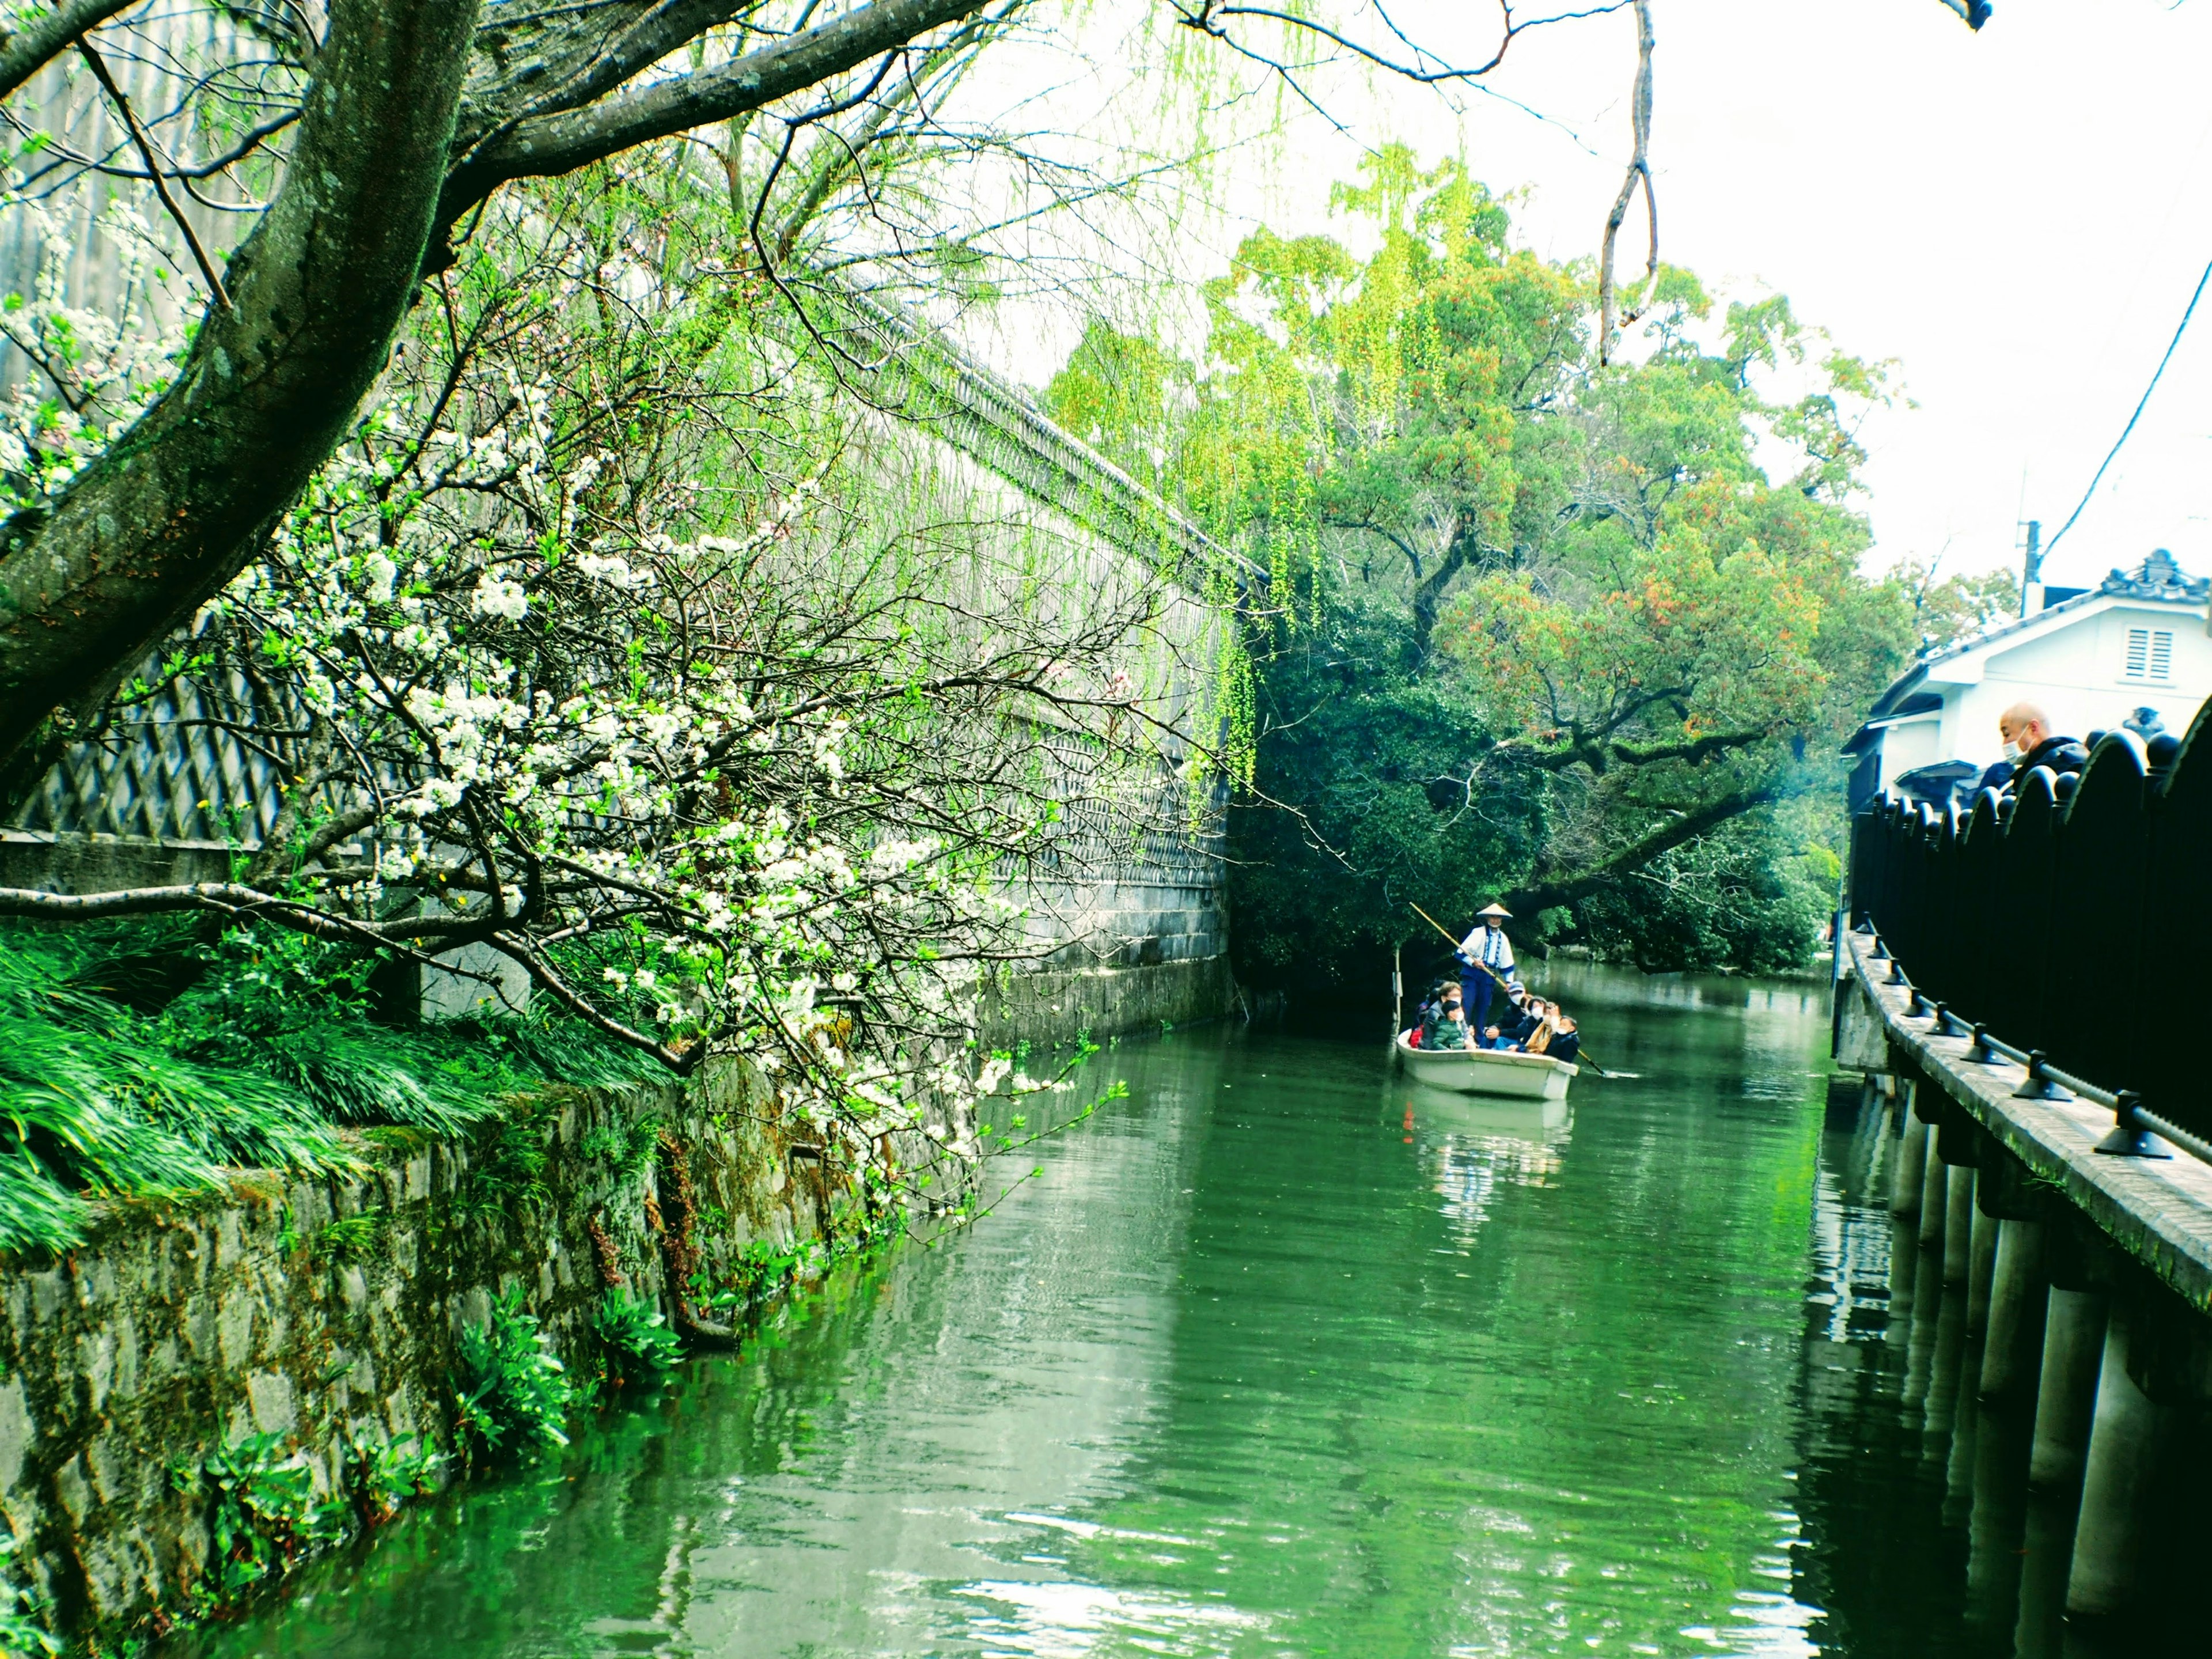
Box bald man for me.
[1976,701,2089,794]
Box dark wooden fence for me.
[1850,701,2212,1138]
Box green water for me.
[176,965,2110,1658]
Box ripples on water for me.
[176,965,2208,1658]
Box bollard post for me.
[2065,1304,2179,1619]
[1943,1164,1975,1285]
[1890,1095,1928,1215]
[1965,1200,1998,1334]
[1980,1219,2047,1402]
[2092,1090,2173,1160]
[2028,1287,2108,1490]
[2012,1051,2074,1103]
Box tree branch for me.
[0,0,480,797]
[0,0,135,102]
[74,36,232,309]
[1596,0,1653,364]
[1604,728,1770,768]
[430,0,991,267]
[1507,783,1775,915]
[1410,531,1481,655]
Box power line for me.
[2043,254,2212,560]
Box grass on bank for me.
[0,916,665,1255]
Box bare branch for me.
[1596,0,1653,364]
[0,0,136,101]
[74,35,232,309]
[431,0,991,265]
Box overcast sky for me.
[1033,0,2212,593]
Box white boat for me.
[1393,1031,1577,1100]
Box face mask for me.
[2001,739,2021,762]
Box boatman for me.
[1457,902,1519,1037]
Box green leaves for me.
[1054,146,1917,986]
[456,1287,573,1458]
[591,1289,683,1390]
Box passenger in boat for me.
[1482,983,1539,1050]
[1976,702,2089,794]
[1504,985,1544,1047]
[1522,1002,1580,1064]
[1456,902,1518,1033]
[1421,984,1472,1050]
[1408,980,1450,1045]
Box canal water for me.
[175,965,2169,1658]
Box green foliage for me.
[704,1238,816,1308]
[0,1533,56,1658]
[1895,556,2021,655]
[590,1289,683,1390]
[1572,802,1838,974]
[171,1433,346,1608]
[579,1116,663,1182]
[0,917,663,1255]
[343,1434,444,1527]
[454,1104,555,1225]
[456,1288,573,1459]
[313,1213,384,1264]
[1055,147,1919,989]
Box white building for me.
[1845,549,2212,812]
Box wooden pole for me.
[1391,941,1403,1038]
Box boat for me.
[1393,1031,1577,1100]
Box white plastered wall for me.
[1941,597,2212,768]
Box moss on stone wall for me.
[978,955,1237,1053]
[0,1058,862,1652]
[0,954,1233,1653]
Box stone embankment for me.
[0,1061,842,1648]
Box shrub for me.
[344,1434,445,1527]
[591,1289,683,1390]
[171,1433,346,1607]
[455,1289,573,1459]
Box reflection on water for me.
[175,965,2203,1659]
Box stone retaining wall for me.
[0,950,1233,1653]
[980,956,1236,1054]
[0,1060,844,1650]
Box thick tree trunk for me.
[1505,783,1777,916]
[0,0,480,798]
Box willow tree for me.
[1051,150,1921,984]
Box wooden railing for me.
[1849,699,2212,1140]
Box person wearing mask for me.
[1508,987,1546,1047]
[1421,984,1471,1050]
[1977,702,2090,794]
[1521,999,1558,1056]
[1546,1010,1582,1067]
[1487,984,1541,1050]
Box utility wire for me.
[2044,255,2212,559]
